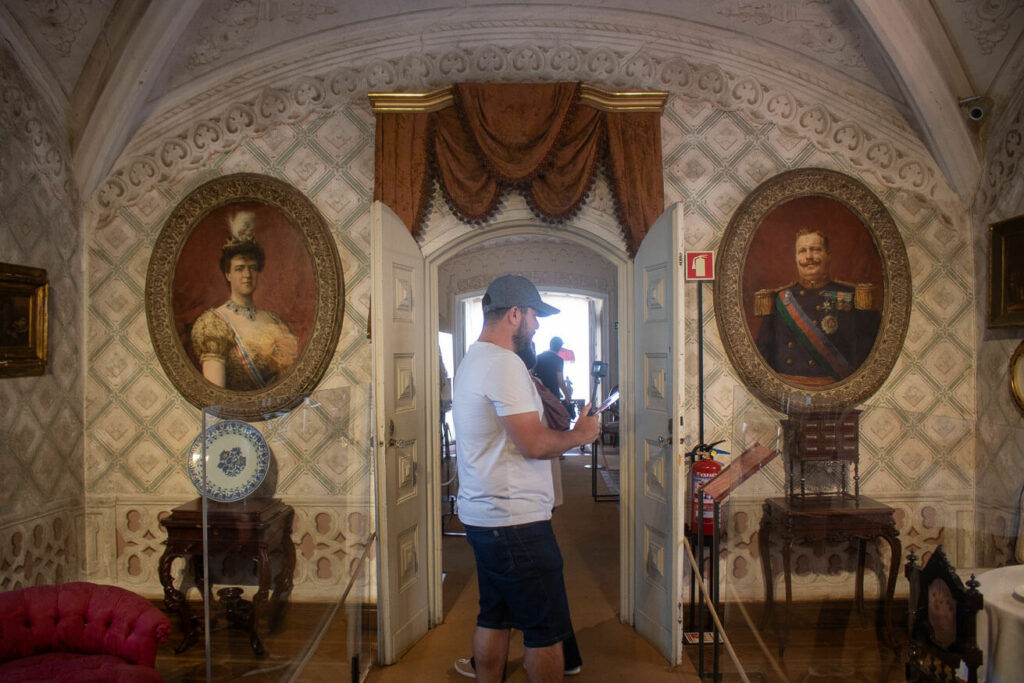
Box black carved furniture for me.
[159,497,296,655]
[905,545,983,683]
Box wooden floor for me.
[154,450,909,682]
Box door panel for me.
[371,201,429,664]
[631,203,684,664]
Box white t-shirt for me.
[452,341,553,527]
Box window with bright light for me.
[460,292,600,402]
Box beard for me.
[515,343,537,371]
[512,316,534,355]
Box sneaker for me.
[565,664,582,675]
[454,657,476,678]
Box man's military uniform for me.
[755,280,880,383]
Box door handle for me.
[388,437,415,448]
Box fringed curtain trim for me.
[373,83,664,255]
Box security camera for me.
[959,96,991,124]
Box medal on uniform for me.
[821,314,838,334]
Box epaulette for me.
[754,283,793,316]
[854,283,875,310]
[833,280,875,310]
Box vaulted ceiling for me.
[2,0,1023,206]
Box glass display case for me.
[160,385,375,682]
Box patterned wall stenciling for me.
[973,87,1024,568]
[660,103,976,542]
[87,133,377,591]
[0,45,83,588]
[98,38,950,228]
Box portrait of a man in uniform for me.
[743,196,884,388]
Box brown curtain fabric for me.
[374,83,664,255]
[373,111,432,232]
[605,110,665,254]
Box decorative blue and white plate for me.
[187,420,270,502]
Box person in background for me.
[534,336,572,401]
[452,275,599,682]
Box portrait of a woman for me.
[190,211,299,389]
[171,202,316,393]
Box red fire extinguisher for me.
[689,445,724,536]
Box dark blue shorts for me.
[464,520,574,649]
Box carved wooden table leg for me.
[781,530,793,655]
[855,538,867,614]
[159,547,199,653]
[879,526,902,648]
[269,508,297,632]
[249,547,272,656]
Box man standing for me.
[534,337,572,401]
[755,228,880,385]
[453,275,600,682]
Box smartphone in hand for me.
[589,387,620,416]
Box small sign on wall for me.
[685,251,715,281]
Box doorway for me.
[426,223,631,628]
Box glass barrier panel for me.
[681,387,1021,683]
[170,385,376,682]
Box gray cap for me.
[482,275,559,317]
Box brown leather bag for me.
[533,378,571,430]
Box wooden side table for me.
[758,495,901,653]
[158,497,296,655]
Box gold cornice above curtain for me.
[368,84,667,113]
[370,82,666,256]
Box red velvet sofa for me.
[0,582,172,682]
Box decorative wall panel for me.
[0,44,83,587]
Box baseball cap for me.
[482,275,560,317]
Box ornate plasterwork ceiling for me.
[0,0,115,100]
[932,0,1024,95]
[1,0,1023,204]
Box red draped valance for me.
[372,83,665,256]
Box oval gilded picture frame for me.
[1011,339,1024,415]
[146,173,343,420]
[714,168,911,413]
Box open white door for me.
[371,201,429,664]
[631,203,684,664]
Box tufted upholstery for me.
[0,582,171,682]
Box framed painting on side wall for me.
[714,168,912,413]
[988,214,1024,328]
[0,263,48,378]
[145,173,344,420]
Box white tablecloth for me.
[976,565,1024,683]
